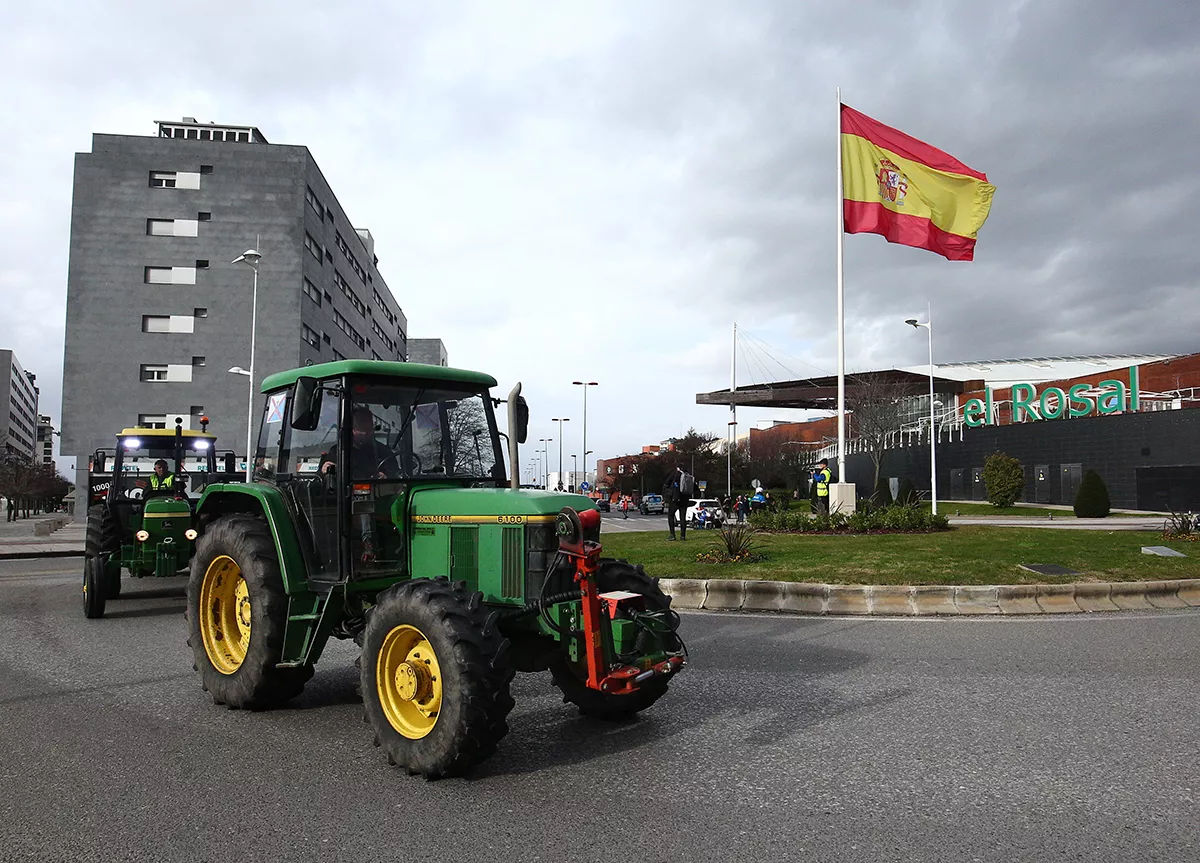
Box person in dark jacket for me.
[662,465,689,541]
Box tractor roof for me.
[261,360,498,393]
[118,427,217,441]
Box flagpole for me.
[728,321,736,498]
[835,88,846,485]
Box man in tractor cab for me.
[319,406,401,563]
[147,459,175,496]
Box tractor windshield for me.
[349,380,502,481]
[113,434,215,498]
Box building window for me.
[302,325,321,349]
[193,307,208,318]
[190,405,205,415]
[322,291,332,303]
[322,332,331,343]
[142,315,194,334]
[150,171,177,188]
[140,364,168,382]
[306,186,324,218]
[304,232,323,263]
[200,165,213,174]
[145,266,196,285]
[334,270,366,317]
[195,260,209,269]
[302,278,322,306]
[149,170,200,189]
[138,414,168,429]
[147,218,199,237]
[332,348,346,361]
[192,356,206,366]
[198,211,211,221]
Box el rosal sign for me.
[964,366,1140,427]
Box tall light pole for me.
[232,247,261,482]
[572,381,598,489]
[906,307,937,515]
[551,417,570,490]
[570,454,577,492]
[539,438,552,489]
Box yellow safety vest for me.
[150,474,174,491]
[815,468,831,497]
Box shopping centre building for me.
[697,351,1200,511]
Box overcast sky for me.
[2,0,1197,480]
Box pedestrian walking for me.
[663,464,693,541]
[620,497,629,519]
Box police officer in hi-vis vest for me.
[812,458,832,515]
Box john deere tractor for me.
[185,360,686,778]
[84,417,237,619]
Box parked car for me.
[686,498,725,528]
[639,493,665,515]
[594,497,611,512]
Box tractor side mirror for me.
[515,395,529,444]
[223,453,237,474]
[93,450,106,473]
[291,378,322,431]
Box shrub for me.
[981,452,1025,507]
[872,476,893,507]
[748,504,948,534]
[696,523,767,564]
[1073,469,1111,518]
[1162,510,1199,542]
[895,477,919,507]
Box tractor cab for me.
[251,363,509,583]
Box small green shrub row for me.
[748,504,950,534]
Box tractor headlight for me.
[185,529,198,540]
[136,529,150,542]
[194,440,210,450]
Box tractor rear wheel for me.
[83,555,106,619]
[85,504,122,599]
[186,514,312,709]
[361,577,514,778]
[549,560,676,719]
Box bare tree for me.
[846,373,922,487]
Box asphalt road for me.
[2,557,1198,863]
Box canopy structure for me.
[696,370,965,411]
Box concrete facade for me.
[62,119,409,510]
[408,338,448,367]
[36,416,54,465]
[0,351,40,462]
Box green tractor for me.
[84,417,236,619]
[185,360,687,778]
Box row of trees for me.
[0,452,72,518]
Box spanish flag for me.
[841,104,995,261]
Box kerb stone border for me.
[659,577,1200,616]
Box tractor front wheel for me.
[361,577,514,778]
[186,514,312,709]
[549,560,677,719]
[85,504,122,599]
[83,555,106,619]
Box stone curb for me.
[660,577,1200,616]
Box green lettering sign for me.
[967,367,1138,427]
[964,398,986,427]
[1012,383,1040,422]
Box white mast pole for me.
[728,321,736,497]
[836,89,847,485]
[927,301,938,515]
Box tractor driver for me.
[147,459,175,496]
[319,407,400,479]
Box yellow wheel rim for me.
[376,624,443,739]
[199,555,251,675]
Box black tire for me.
[186,514,313,709]
[85,504,123,599]
[549,559,676,719]
[83,555,106,619]
[361,577,514,778]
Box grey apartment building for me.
[62,118,409,506]
[1,350,40,462]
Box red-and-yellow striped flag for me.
[841,104,995,261]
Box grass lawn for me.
[600,526,1199,586]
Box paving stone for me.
[1035,584,1084,614]
[998,584,1042,614]
[780,582,826,615]
[702,579,746,611]
[741,580,785,613]
[1141,546,1187,557]
[826,584,870,615]
[912,585,958,615]
[868,585,914,616]
[660,579,707,609]
[1176,580,1200,607]
[1073,583,1119,612]
[1109,583,1155,611]
[954,585,1000,614]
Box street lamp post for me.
[539,438,552,489]
[231,248,262,482]
[571,381,598,490]
[906,308,938,515]
[570,454,577,492]
[551,417,570,490]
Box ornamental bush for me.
[872,476,893,507]
[895,477,919,507]
[748,504,949,534]
[982,452,1025,507]
[1073,469,1111,518]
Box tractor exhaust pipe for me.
[506,382,527,490]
